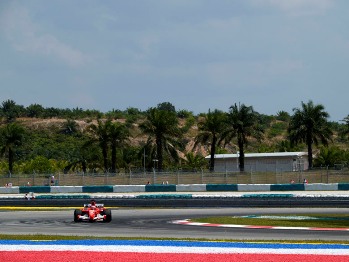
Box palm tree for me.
[288,100,333,169]
[313,146,343,168]
[0,123,26,174]
[109,122,130,173]
[223,103,264,172]
[86,119,112,172]
[194,109,227,171]
[139,107,182,171]
[183,152,207,171]
[1,99,22,123]
[60,119,80,136]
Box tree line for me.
[0,99,348,175]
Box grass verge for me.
[1,234,349,245]
[192,214,349,228]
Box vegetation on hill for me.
[0,99,348,175]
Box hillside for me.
[15,115,342,155]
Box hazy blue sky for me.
[1,0,348,121]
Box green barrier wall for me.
[82,186,114,193]
[19,186,51,193]
[338,183,349,190]
[145,185,176,192]
[206,184,238,191]
[270,184,305,191]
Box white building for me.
[206,152,308,172]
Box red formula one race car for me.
[74,200,112,222]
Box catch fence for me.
[1,169,349,187]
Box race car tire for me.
[74,209,82,222]
[104,209,112,222]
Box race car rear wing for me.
[84,204,104,208]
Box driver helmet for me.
[91,199,96,206]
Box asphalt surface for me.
[2,208,349,241]
[2,191,349,241]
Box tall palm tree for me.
[0,123,26,174]
[139,107,182,171]
[288,100,333,169]
[86,119,112,172]
[109,122,130,173]
[223,103,264,172]
[194,109,227,171]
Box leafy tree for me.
[26,103,45,118]
[157,102,176,112]
[341,115,349,139]
[288,100,333,169]
[139,107,182,171]
[223,103,264,172]
[22,156,55,174]
[177,109,194,119]
[0,123,26,174]
[195,109,227,171]
[105,109,124,120]
[276,140,300,152]
[268,121,288,138]
[43,107,61,118]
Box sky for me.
[0,0,348,122]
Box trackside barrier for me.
[305,183,338,191]
[113,185,145,193]
[82,186,113,193]
[270,184,305,191]
[338,183,349,190]
[176,184,206,192]
[1,183,349,194]
[35,194,90,199]
[19,186,50,194]
[0,187,20,194]
[145,185,176,192]
[206,184,238,191]
[238,184,270,192]
[50,186,83,193]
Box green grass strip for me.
[1,234,349,245]
[192,214,349,228]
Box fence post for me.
[129,168,132,185]
[326,166,329,183]
[153,168,156,184]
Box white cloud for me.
[0,2,89,68]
